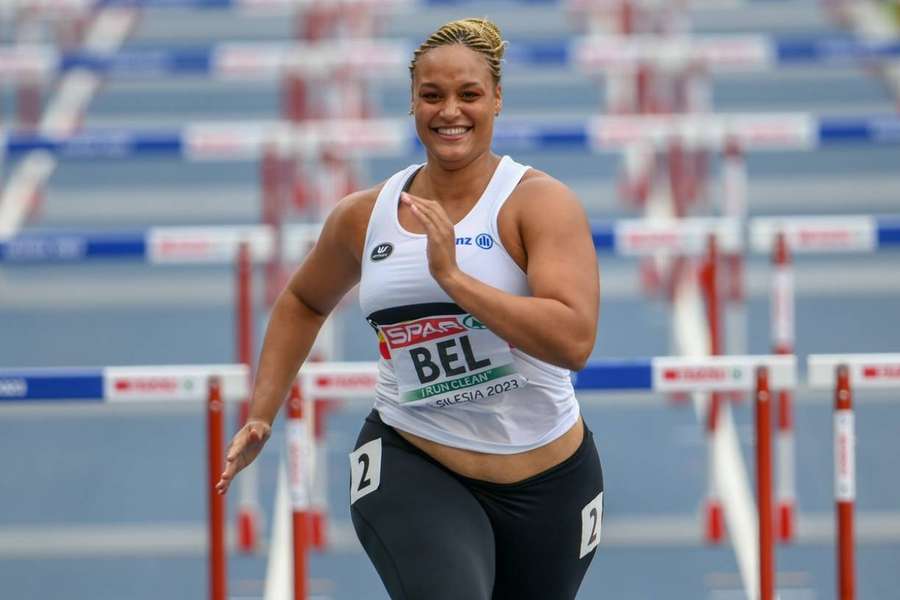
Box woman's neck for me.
[418,151,501,205]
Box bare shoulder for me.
[319,182,384,261]
[513,169,581,206]
[327,183,382,230]
[505,168,585,223]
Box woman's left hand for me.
[401,191,459,284]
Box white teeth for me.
[436,127,468,136]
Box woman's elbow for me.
[561,338,594,372]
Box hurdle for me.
[0,222,325,556]
[1,113,899,163]
[752,215,900,543]
[0,364,249,600]
[807,353,900,600]
[4,34,900,84]
[265,355,796,600]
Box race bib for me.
[379,314,526,408]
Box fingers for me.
[217,421,271,495]
[401,193,451,235]
[216,461,236,494]
[400,192,428,228]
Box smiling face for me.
[411,44,502,169]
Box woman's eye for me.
[420,93,439,101]
[461,91,479,100]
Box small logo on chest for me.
[455,233,494,249]
[370,242,394,262]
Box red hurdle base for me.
[777,502,794,543]
[238,508,260,553]
[705,500,725,543]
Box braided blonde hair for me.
[409,18,507,85]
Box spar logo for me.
[156,238,215,259]
[382,316,466,349]
[624,230,680,250]
[113,377,193,395]
[0,378,27,398]
[662,367,741,382]
[862,365,900,380]
[795,228,859,248]
[314,373,378,391]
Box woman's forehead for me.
[413,44,493,83]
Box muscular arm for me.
[247,190,372,425]
[217,187,375,494]
[408,176,599,371]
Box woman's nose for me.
[439,98,461,118]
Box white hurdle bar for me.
[0,364,249,600]
[807,353,900,600]
[7,215,900,263]
[3,35,900,82]
[3,114,900,160]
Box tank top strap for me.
[473,155,530,238]
[363,162,424,253]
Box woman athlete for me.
[217,18,603,599]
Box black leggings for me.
[349,410,604,600]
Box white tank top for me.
[358,155,580,454]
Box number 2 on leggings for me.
[350,438,383,505]
[358,454,372,491]
[579,491,603,558]
[588,508,599,545]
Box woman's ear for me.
[495,84,503,116]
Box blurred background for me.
[1,0,899,598]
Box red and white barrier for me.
[751,216,878,254]
[808,353,900,600]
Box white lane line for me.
[673,263,759,599]
[2,512,899,558]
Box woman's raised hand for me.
[400,191,459,283]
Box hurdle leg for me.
[755,367,774,600]
[207,377,227,600]
[286,381,311,600]
[771,231,796,543]
[702,234,725,544]
[235,241,263,553]
[776,389,795,542]
[834,365,856,600]
[705,391,725,543]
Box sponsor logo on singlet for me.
[370,242,393,262]
[455,234,494,249]
[462,315,486,329]
[475,233,494,249]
